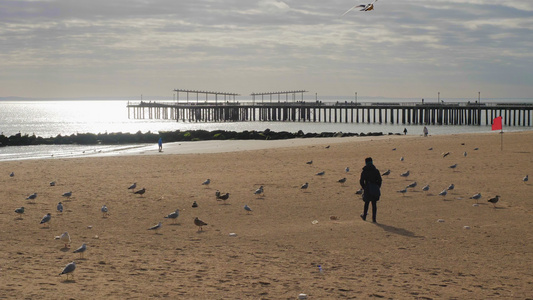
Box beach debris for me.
[311,220,318,225]
[40,213,51,227]
[472,203,479,207]
[382,169,391,176]
[437,219,445,223]
[57,202,63,213]
[400,170,410,177]
[194,217,208,231]
[134,188,146,196]
[442,152,450,158]
[244,204,252,214]
[406,181,417,189]
[87,225,93,229]
[229,233,237,237]
[148,222,162,233]
[50,181,56,186]
[298,293,308,300]
[192,201,198,208]
[301,182,309,190]
[9,172,15,177]
[26,193,37,200]
[15,207,25,215]
[164,209,179,223]
[62,191,72,199]
[59,261,76,280]
[55,232,71,248]
[128,182,137,191]
[316,171,325,176]
[330,215,339,221]
[422,184,430,191]
[202,178,210,186]
[463,226,471,230]
[101,205,109,217]
[338,177,347,185]
[306,160,313,165]
[488,195,500,208]
[524,175,529,183]
[73,243,87,258]
[94,235,99,239]
[254,186,264,196]
[447,184,455,190]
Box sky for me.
[0,0,532,100]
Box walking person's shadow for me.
[375,223,424,238]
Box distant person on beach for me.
[359,157,382,223]
[423,126,428,137]
[403,128,407,135]
[158,137,163,152]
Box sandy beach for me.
[1,131,532,299]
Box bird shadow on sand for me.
[60,247,70,252]
[375,223,424,239]
[39,227,50,229]
[61,279,76,284]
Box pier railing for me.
[126,101,532,126]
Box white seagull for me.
[244,204,253,214]
[345,167,350,173]
[382,169,391,176]
[73,243,87,258]
[148,222,162,233]
[40,213,51,226]
[301,182,309,190]
[164,209,180,223]
[55,232,71,248]
[26,193,37,200]
[57,202,63,213]
[422,184,430,191]
[439,189,447,197]
[406,181,417,189]
[10,172,15,177]
[449,164,458,169]
[397,188,408,194]
[128,182,137,191]
[202,179,211,186]
[62,191,72,198]
[400,171,410,177]
[316,171,325,176]
[447,184,455,190]
[524,175,528,182]
[101,205,109,217]
[254,186,264,196]
[470,193,481,202]
[59,261,76,280]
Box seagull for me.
[400,157,404,162]
[254,186,264,196]
[524,175,529,183]
[10,172,14,177]
[325,145,330,149]
[488,195,500,207]
[439,189,447,197]
[316,171,325,176]
[338,177,347,185]
[474,147,479,150]
[382,169,391,176]
[26,193,37,200]
[134,188,146,196]
[406,181,417,189]
[442,152,450,158]
[392,148,397,151]
[15,206,25,215]
[400,171,410,177]
[73,243,87,258]
[306,160,313,165]
[218,193,230,204]
[345,167,350,172]
[40,213,51,226]
[57,202,63,213]
[355,188,363,195]
[447,184,455,190]
[50,181,56,187]
[101,205,109,217]
[422,184,430,191]
[244,204,253,214]
[192,201,198,208]
[148,222,162,233]
[301,182,309,190]
[194,217,208,231]
[449,164,458,169]
[55,232,71,248]
[62,191,72,198]
[463,152,467,157]
[428,147,433,150]
[470,193,481,203]
[59,261,76,280]
[164,209,179,223]
[397,188,407,194]
[128,182,137,191]
[202,179,211,186]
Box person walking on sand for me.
[158,137,163,152]
[423,126,428,137]
[359,157,382,223]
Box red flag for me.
[492,116,502,131]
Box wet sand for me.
[1,131,532,299]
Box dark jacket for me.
[360,164,382,201]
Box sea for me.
[1,98,532,161]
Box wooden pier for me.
[127,101,533,127]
